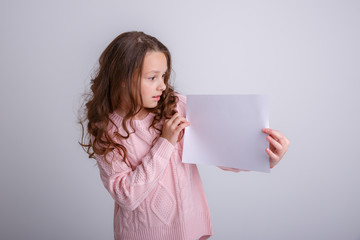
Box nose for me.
[158,79,166,92]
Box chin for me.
[144,103,158,109]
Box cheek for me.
[141,81,153,98]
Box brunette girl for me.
[79,31,289,240]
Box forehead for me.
[142,51,167,73]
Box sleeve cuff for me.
[153,137,176,162]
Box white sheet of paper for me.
[182,94,270,173]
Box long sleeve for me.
[96,137,175,211]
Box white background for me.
[1,0,359,239]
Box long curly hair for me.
[79,31,178,164]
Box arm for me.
[96,113,190,211]
[96,137,175,211]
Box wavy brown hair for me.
[79,31,179,165]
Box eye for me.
[162,74,166,79]
[148,76,156,80]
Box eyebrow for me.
[145,70,168,74]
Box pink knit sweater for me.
[95,94,213,240]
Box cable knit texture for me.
[95,94,213,240]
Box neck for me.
[115,107,150,120]
[134,108,150,120]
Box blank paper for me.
[182,94,270,173]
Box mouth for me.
[152,95,161,101]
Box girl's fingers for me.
[172,116,187,127]
[176,121,191,132]
[167,113,189,128]
[263,128,290,148]
[266,135,283,151]
[161,113,190,146]
[167,113,180,125]
[266,147,279,162]
[263,128,283,143]
[262,128,290,168]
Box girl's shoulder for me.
[175,92,186,103]
[175,93,187,117]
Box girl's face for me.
[140,51,167,109]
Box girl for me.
[79,31,289,240]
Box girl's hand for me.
[262,128,290,169]
[161,113,190,146]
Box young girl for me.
[79,31,289,240]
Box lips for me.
[152,95,161,101]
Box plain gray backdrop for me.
[1,0,359,239]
